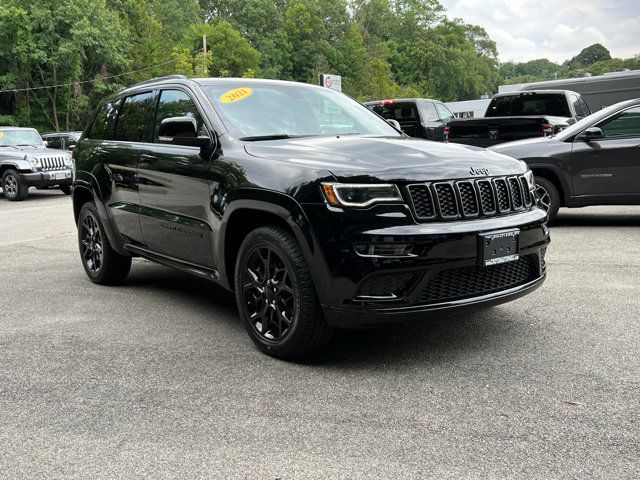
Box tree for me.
[175,22,261,78]
[567,43,612,68]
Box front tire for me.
[2,169,28,201]
[60,185,72,195]
[78,202,131,285]
[534,176,560,223]
[234,226,333,358]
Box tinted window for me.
[599,106,640,138]
[88,100,120,140]
[154,90,204,141]
[371,102,419,122]
[578,97,591,116]
[420,102,439,122]
[435,103,454,122]
[486,94,570,117]
[45,136,62,149]
[114,92,156,142]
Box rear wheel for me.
[2,169,28,201]
[78,202,131,285]
[234,226,333,358]
[534,176,559,223]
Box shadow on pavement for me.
[553,210,640,227]
[110,259,531,366]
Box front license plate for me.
[49,171,69,180]
[480,229,519,266]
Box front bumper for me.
[303,204,550,327]
[22,169,73,187]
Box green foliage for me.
[567,43,612,68]
[1,2,638,132]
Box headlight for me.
[321,183,402,207]
[27,156,41,170]
[63,155,72,167]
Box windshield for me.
[486,94,570,117]
[202,83,400,139]
[0,129,44,147]
[555,103,626,141]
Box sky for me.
[439,0,640,63]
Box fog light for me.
[354,243,415,258]
[539,246,547,273]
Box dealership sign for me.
[319,74,342,92]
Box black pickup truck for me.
[448,90,591,148]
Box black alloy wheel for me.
[80,211,104,275]
[77,202,131,285]
[241,246,296,341]
[234,226,333,358]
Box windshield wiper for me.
[239,134,314,142]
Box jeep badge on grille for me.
[470,167,489,176]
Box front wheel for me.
[60,185,72,195]
[2,169,28,201]
[78,202,132,285]
[234,226,333,358]
[534,176,560,223]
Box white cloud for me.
[440,0,640,63]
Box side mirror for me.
[159,116,211,147]
[578,127,603,142]
[386,119,402,132]
[43,141,49,147]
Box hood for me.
[0,145,67,159]
[244,135,527,182]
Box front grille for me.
[38,156,68,171]
[407,175,534,222]
[357,272,417,299]
[433,183,457,217]
[415,256,537,304]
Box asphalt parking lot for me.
[1,190,639,479]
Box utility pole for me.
[202,35,208,77]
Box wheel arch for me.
[528,164,568,207]
[218,192,334,304]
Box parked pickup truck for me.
[447,90,591,148]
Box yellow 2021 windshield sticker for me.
[0,132,4,138]
[219,87,253,104]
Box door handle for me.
[140,154,157,164]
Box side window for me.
[114,92,156,142]
[154,90,204,141]
[569,94,580,117]
[435,103,454,123]
[88,100,120,140]
[420,102,439,122]
[599,106,640,139]
[578,97,591,116]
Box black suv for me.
[72,76,550,358]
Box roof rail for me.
[126,75,188,89]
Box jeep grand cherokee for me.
[72,76,550,358]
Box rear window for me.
[370,102,420,122]
[486,94,570,117]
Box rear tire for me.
[534,176,559,223]
[2,169,28,201]
[234,226,333,358]
[78,202,131,285]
